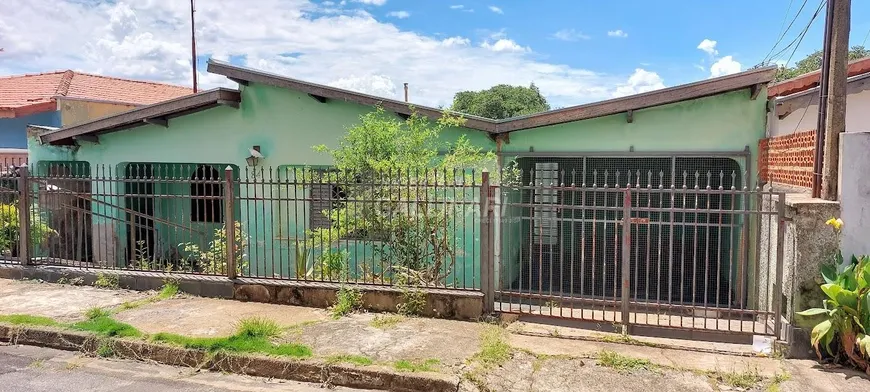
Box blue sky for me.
[367,0,870,85]
[2,1,869,108]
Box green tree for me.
[774,45,870,82]
[450,83,550,119]
[304,108,511,286]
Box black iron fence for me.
[2,159,787,337]
[7,163,485,290]
[495,165,786,337]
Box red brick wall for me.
[758,130,816,188]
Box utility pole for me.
[191,0,198,93]
[811,0,833,198]
[820,0,850,200]
[404,83,409,102]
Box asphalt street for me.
[0,344,374,392]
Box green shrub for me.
[796,218,870,371]
[0,203,55,255]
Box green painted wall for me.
[27,82,768,292]
[501,89,765,165]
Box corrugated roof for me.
[0,70,193,117]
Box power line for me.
[862,26,869,47]
[767,0,827,66]
[763,0,809,65]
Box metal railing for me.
[236,166,483,289]
[9,163,484,290]
[494,166,786,337]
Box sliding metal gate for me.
[493,153,786,339]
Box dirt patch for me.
[294,313,484,368]
[113,296,329,337]
[0,279,148,322]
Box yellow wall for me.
[59,98,138,127]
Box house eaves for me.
[40,88,241,145]
[209,59,776,135]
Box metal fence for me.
[3,158,788,337]
[9,163,483,290]
[494,164,786,337]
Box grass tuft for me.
[157,283,179,300]
[235,317,282,339]
[93,273,119,289]
[85,307,112,320]
[473,325,511,368]
[71,316,142,338]
[718,368,763,389]
[325,354,374,366]
[330,286,363,319]
[117,283,180,312]
[370,314,405,329]
[393,358,440,372]
[151,332,312,358]
[597,350,654,372]
[0,314,61,327]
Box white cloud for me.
[329,74,396,97]
[697,39,718,56]
[0,0,659,109]
[449,5,473,12]
[387,10,409,19]
[709,55,742,77]
[441,36,471,47]
[354,0,387,5]
[552,29,590,42]
[612,68,665,97]
[607,29,627,38]
[481,39,528,53]
[488,5,503,14]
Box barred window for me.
[190,165,223,223]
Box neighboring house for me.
[0,70,192,154]
[759,57,870,189]
[27,60,775,328]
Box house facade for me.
[0,70,192,156]
[760,57,870,189]
[26,61,777,334]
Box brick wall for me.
[758,130,816,188]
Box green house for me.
[27,60,776,314]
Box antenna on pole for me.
[190,0,198,93]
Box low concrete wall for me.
[0,264,484,321]
[759,191,840,358]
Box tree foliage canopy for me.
[774,45,870,82]
[450,83,550,120]
[305,108,506,286]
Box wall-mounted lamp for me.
[247,145,264,167]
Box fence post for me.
[773,193,786,340]
[621,187,632,334]
[17,166,30,266]
[224,166,237,279]
[480,170,493,314]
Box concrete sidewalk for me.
[1,278,868,392]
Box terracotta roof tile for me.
[0,70,193,116]
[768,57,870,98]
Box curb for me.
[0,324,460,392]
